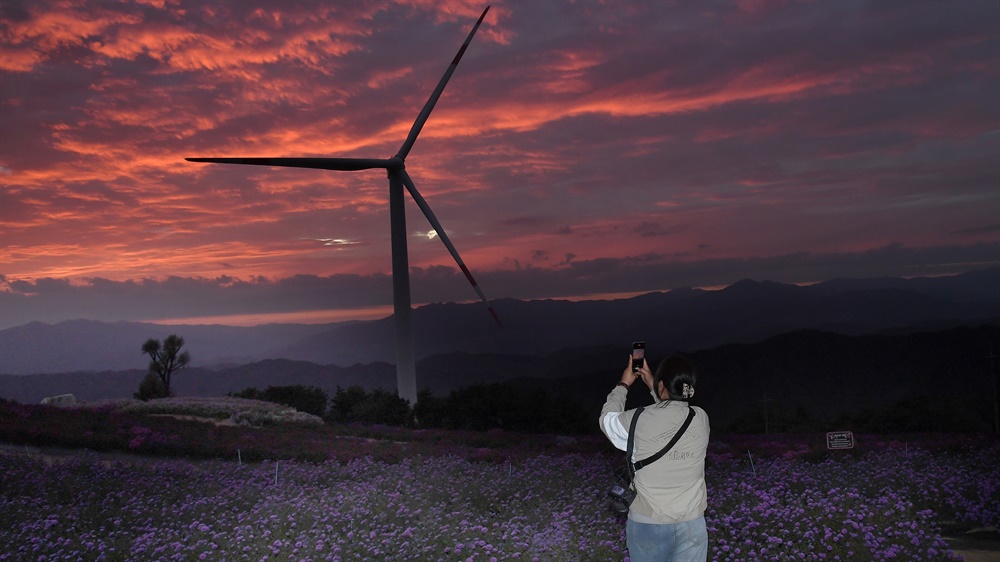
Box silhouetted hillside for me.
[539,324,1000,432]
[0,361,397,405]
[3,324,997,433]
[0,320,336,374]
[2,267,998,375]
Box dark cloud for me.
[949,223,1000,237]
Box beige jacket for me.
[599,385,710,523]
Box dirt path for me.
[940,522,1000,562]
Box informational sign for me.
[826,431,855,450]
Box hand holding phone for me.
[631,341,645,372]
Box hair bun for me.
[655,355,698,401]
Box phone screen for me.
[632,341,645,371]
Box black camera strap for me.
[630,407,696,471]
[625,406,644,481]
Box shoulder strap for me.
[633,407,696,471]
[626,406,644,477]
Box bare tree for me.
[141,335,190,397]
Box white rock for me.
[40,394,76,406]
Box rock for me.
[40,394,76,406]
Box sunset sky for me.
[1,0,998,330]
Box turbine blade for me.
[186,157,396,172]
[396,6,490,161]
[401,170,502,327]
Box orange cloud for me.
[2,0,997,313]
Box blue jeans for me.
[626,515,707,562]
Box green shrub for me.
[135,372,171,401]
[231,385,329,418]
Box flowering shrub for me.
[0,399,995,561]
[704,447,999,561]
[1,441,995,561]
[0,452,626,561]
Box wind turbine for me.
[186,6,500,406]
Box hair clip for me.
[682,383,695,399]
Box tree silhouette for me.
[140,335,190,397]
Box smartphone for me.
[631,341,645,372]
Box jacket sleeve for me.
[599,385,630,451]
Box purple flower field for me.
[2,439,996,561]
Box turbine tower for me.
[186,6,500,406]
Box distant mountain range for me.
[1,268,998,430]
[2,267,998,376]
[2,325,997,432]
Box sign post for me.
[826,431,854,450]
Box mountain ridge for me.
[2,324,996,432]
[2,267,998,376]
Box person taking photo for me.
[599,353,711,562]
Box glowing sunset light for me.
[0,0,997,331]
[150,305,396,327]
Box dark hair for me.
[654,355,697,401]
